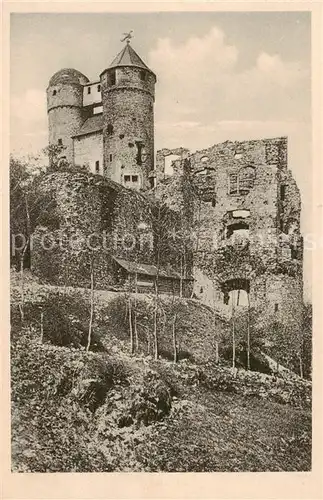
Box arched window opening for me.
[107,124,114,136]
[52,90,57,96]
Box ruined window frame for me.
[228,167,255,195]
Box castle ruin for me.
[33,40,304,363]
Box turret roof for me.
[49,68,89,87]
[103,42,156,78]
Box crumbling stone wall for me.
[156,137,304,367]
[31,171,190,291]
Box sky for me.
[10,11,312,299]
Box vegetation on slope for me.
[11,329,311,472]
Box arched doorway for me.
[221,278,251,370]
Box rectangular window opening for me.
[97,84,101,92]
[124,175,131,182]
[110,70,116,86]
[132,175,138,182]
[109,154,113,162]
[274,303,279,312]
[95,160,100,173]
[229,173,238,194]
[280,185,286,201]
[87,87,91,94]
[58,138,62,145]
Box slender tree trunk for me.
[40,310,44,343]
[247,292,251,371]
[128,276,134,355]
[153,278,159,360]
[18,243,28,323]
[134,272,139,352]
[86,260,95,352]
[213,282,219,364]
[232,290,236,371]
[179,255,183,298]
[172,313,178,363]
[299,354,304,378]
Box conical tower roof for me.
[104,42,156,79]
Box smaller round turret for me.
[47,68,89,165]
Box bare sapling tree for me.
[86,254,95,352]
[231,290,236,372]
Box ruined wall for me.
[31,171,189,291]
[74,132,103,174]
[156,137,304,367]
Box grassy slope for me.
[10,270,311,472]
[11,337,311,472]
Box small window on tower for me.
[58,139,63,146]
[132,175,138,182]
[140,70,146,81]
[124,175,131,183]
[97,84,101,92]
[95,161,100,173]
[53,90,57,96]
[109,153,113,162]
[87,87,91,94]
[107,124,113,136]
[280,185,286,201]
[110,70,116,85]
[274,303,279,312]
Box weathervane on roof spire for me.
[120,30,134,44]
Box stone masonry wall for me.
[31,171,189,291]
[156,137,304,368]
[47,82,86,165]
[74,132,103,174]
[101,67,155,190]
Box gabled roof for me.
[113,257,193,280]
[72,114,103,138]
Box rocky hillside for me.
[11,332,311,472]
[10,271,311,472]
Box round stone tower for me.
[100,42,156,191]
[47,68,89,164]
